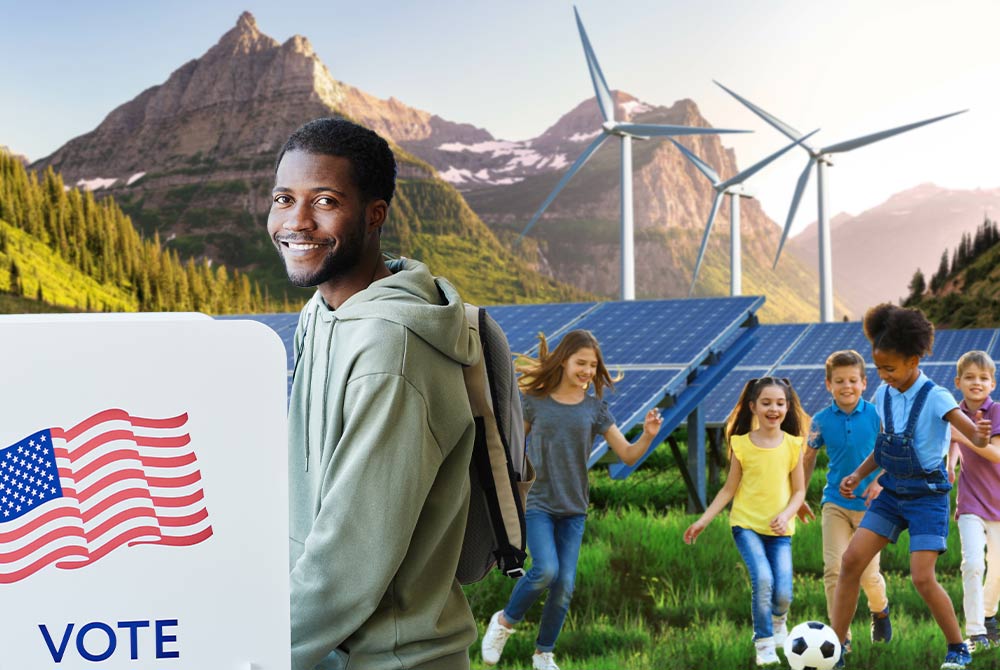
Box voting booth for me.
[0,314,290,669]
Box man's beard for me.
[279,220,366,288]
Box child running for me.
[800,351,892,651]
[831,304,993,670]
[480,329,663,670]
[948,350,1000,653]
[684,376,808,666]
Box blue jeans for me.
[503,509,587,652]
[732,526,793,640]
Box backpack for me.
[457,304,535,584]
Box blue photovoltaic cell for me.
[486,302,596,354]
[921,363,963,402]
[771,367,831,417]
[781,323,870,366]
[566,296,759,366]
[702,367,771,425]
[738,324,810,367]
[990,334,1000,361]
[926,329,997,363]
[601,368,685,430]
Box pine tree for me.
[929,251,949,293]
[906,269,926,306]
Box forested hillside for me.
[0,150,285,313]
[903,217,1000,327]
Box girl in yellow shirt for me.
[684,377,809,666]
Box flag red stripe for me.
[135,434,191,449]
[147,471,202,488]
[0,545,89,584]
[0,525,87,562]
[72,447,142,481]
[139,453,196,468]
[57,525,163,569]
[63,429,135,463]
[0,506,81,543]
[54,409,189,442]
[85,508,158,542]
[157,508,209,528]
[131,526,213,547]
[79,488,154,523]
[152,490,204,508]
[75,469,149,504]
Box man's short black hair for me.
[276,117,397,205]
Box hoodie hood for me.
[309,257,477,368]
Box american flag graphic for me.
[0,409,212,584]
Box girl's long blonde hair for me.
[517,329,620,399]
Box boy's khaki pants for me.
[823,502,889,633]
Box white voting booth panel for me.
[0,317,290,670]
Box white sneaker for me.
[481,611,515,665]
[772,614,788,645]
[532,651,561,670]
[755,637,780,666]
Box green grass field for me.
[463,448,1000,669]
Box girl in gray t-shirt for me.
[480,329,663,670]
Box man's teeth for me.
[288,242,321,250]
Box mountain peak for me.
[213,11,274,55]
[236,11,258,34]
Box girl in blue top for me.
[831,304,992,670]
[480,329,662,670]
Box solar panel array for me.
[222,296,765,474]
[701,323,1000,425]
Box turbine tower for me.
[716,80,966,321]
[517,7,749,300]
[671,130,817,296]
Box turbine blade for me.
[517,133,608,241]
[720,129,820,190]
[669,138,720,184]
[821,110,968,154]
[774,157,816,267]
[574,7,615,123]
[714,80,814,150]
[615,123,750,137]
[689,191,725,295]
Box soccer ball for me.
[783,621,841,670]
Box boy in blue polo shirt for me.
[801,350,892,649]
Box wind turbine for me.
[716,80,966,321]
[517,7,750,301]
[671,129,818,296]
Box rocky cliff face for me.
[29,12,590,306]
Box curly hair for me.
[862,303,934,359]
[276,117,397,205]
[517,329,620,399]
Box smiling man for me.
[269,118,479,670]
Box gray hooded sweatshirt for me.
[288,258,479,670]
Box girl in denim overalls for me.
[829,304,992,670]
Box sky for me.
[2,0,998,235]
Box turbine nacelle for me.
[715,80,966,321]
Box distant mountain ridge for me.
[788,183,1000,311]
[30,12,837,320]
[30,12,587,306]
